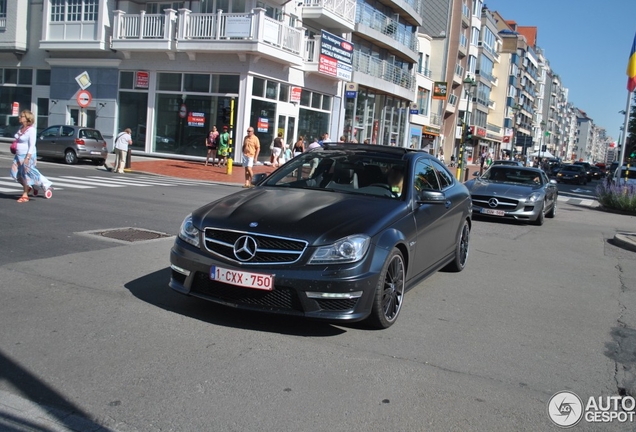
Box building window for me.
[417,87,429,116]
[51,0,99,22]
[146,2,184,14]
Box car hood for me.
[464,179,541,198]
[191,187,407,245]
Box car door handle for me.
[445,200,451,209]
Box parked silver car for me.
[36,125,108,165]
[464,165,558,225]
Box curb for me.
[613,233,636,253]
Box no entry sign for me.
[77,90,92,108]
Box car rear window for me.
[79,129,103,140]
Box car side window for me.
[413,159,441,191]
[430,160,453,189]
[61,126,74,137]
[41,127,59,138]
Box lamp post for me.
[456,76,476,180]
[510,104,521,163]
[539,120,546,168]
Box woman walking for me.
[10,110,53,202]
[205,125,219,166]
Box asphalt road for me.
[1,157,635,431]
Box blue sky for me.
[485,0,635,143]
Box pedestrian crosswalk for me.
[0,174,215,194]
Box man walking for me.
[242,126,260,188]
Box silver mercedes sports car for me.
[464,165,558,225]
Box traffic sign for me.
[179,104,187,119]
[77,90,92,108]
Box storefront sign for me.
[319,30,353,81]
[257,117,269,133]
[11,102,19,116]
[423,125,441,135]
[410,103,419,115]
[188,112,205,127]
[135,71,149,89]
[226,16,252,38]
[422,133,437,140]
[290,87,302,103]
[476,127,487,138]
[432,82,447,100]
[345,82,357,99]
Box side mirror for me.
[418,190,446,204]
[251,173,268,185]
[549,179,557,185]
[472,172,480,177]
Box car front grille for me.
[204,228,307,265]
[191,272,303,312]
[315,298,359,311]
[471,195,519,210]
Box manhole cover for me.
[96,228,172,242]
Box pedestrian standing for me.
[439,149,445,164]
[271,131,284,167]
[293,135,304,157]
[10,110,53,202]
[217,125,230,167]
[113,128,132,174]
[205,125,219,166]
[242,126,260,188]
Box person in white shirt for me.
[113,128,132,174]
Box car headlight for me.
[557,173,562,176]
[309,235,370,264]
[525,192,542,203]
[178,214,200,247]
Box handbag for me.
[10,140,17,154]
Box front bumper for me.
[471,199,542,222]
[169,237,386,322]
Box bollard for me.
[226,157,233,175]
[125,148,132,170]
[464,167,470,182]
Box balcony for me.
[40,9,108,51]
[452,63,464,85]
[488,100,495,110]
[458,34,467,57]
[351,50,415,100]
[302,0,356,32]
[112,9,304,65]
[374,0,423,27]
[354,4,418,62]
[0,10,27,54]
[445,93,457,114]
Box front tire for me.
[533,203,545,225]
[546,197,557,218]
[444,220,470,272]
[65,149,78,165]
[366,248,405,329]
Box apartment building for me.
[0,0,421,160]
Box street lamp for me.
[456,76,476,180]
[510,104,521,163]
[539,120,546,167]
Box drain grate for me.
[96,228,172,242]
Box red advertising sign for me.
[11,102,19,116]
[187,112,205,127]
[135,71,149,89]
[476,127,487,138]
[77,90,92,108]
[290,87,302,103]
[257,117,269,133]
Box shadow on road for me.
[125,268,349,337]
[0,349,107,431]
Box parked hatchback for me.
[37,125,108,165]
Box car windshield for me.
[618,169,636,179]
[263,149,407,199]
[481,167,542,185]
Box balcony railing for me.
[112,9,304,59]
[355,3,417,52]
[303,0,356,25]
[0,14,6,29]
[352,50,414,90]
[430,113,442,126]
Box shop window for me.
[36,69,51,86]
[322,95,331,111]
[266,80,277,99]
[18,69,32,85]
[252,77,265,97]
[279,83,289,102]
[119,71,134,89]
[3,68,17,84]
[37,98,49,131]
[300,89,310,106]
[311,93,321,109]
[157,73,181,91]
[184,74,210,93]
[216,75,239,93]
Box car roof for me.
[321,143,423,158]
[489,165,542,173]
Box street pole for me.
[615,91,633,182]
[456,77,475,181]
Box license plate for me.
[90,151,102,155]
[210,266,274,291]
[481,208,505,216]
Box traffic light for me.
[463,125,473,143]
